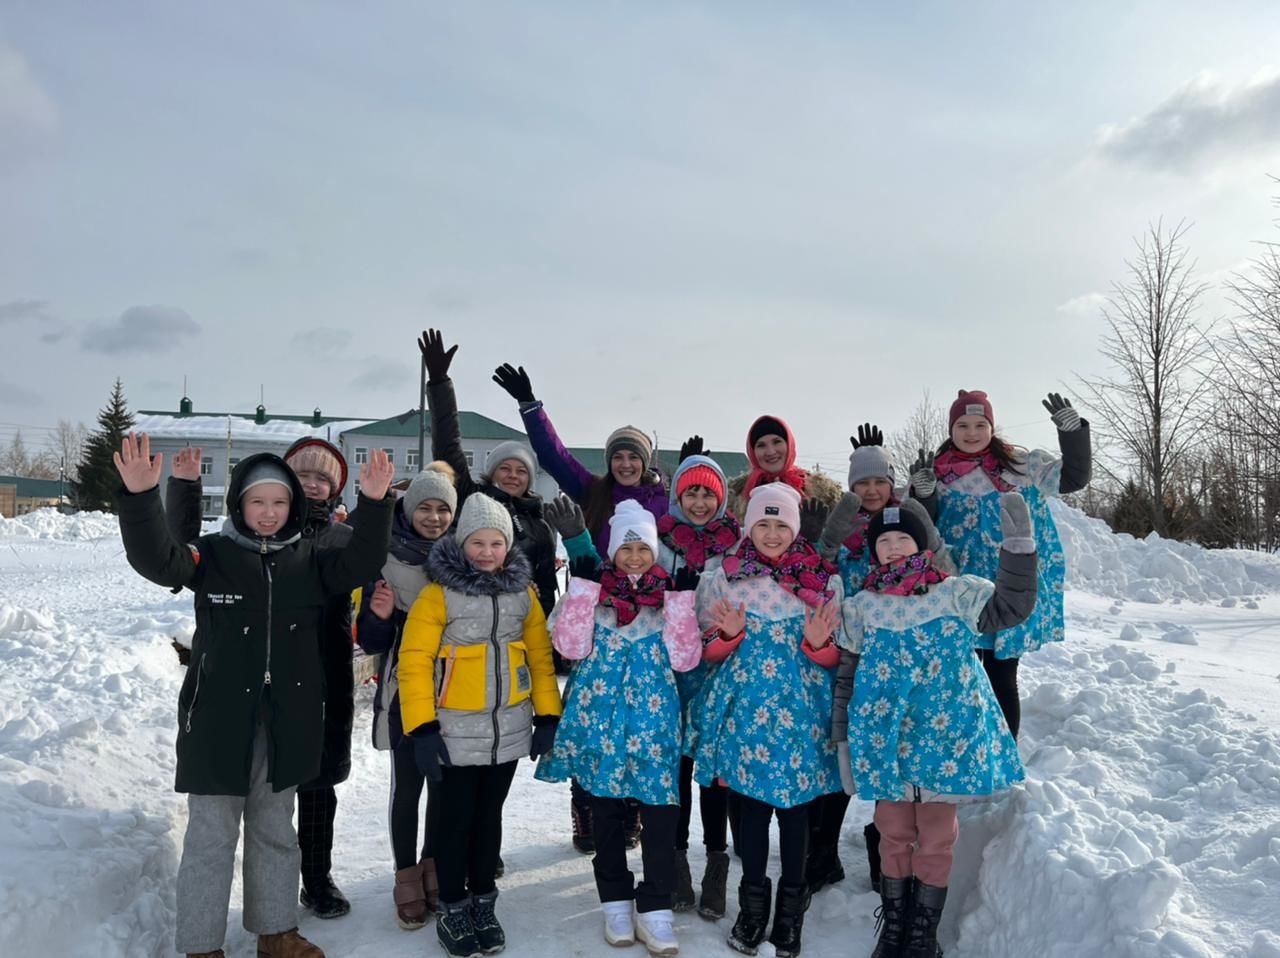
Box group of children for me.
[114,328,1090,958]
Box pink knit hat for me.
[744,483,802,538]
[949,390,994,430]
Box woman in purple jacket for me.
[493,363,668,556]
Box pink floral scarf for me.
[722,538,836,608]
[862,550,949,596]
[657,513,741,571]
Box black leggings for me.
[677,755,729,852]
[591,795,680,913]
[433,761,518,904]
[389,740,441,870]
[297,785,337,886]
[735,791,808,888]
[980,650,1021,739]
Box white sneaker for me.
[602,900,635,947]
[635,908,679,956]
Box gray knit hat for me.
[605,425,653,471]
[483,441,537,481]
[403,462,458,516]
[240,460,294,500]
[848,445,895,490]
[455,492,514,548]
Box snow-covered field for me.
[1,505,1278,957]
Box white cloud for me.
[1056,292,1108,318]
[0,44,57,171]
[82,305,200,354]
[1095,69,1280,172]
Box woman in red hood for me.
[726,415,843,539]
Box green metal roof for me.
[340,408,527,441]
[0,474,64,498]
[567,448,750,479]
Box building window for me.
[354,447,368,465]
[464,450,474,467]
[383,447,395,465]
[406,448,419,469]
[229,457,241,469]
[199,458,213,476]
[354,481,361,498]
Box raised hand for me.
[369,580,395,621]
[113,432,163,494]
[492,363,536,404]
[710,598,747,638]
[171,446,203,482]
[820,492,863,551]
[679,435,705,462]
[803,600,840,649]
[799,498,829,543]
[1042,392,1081,432]
[910,448,937,497]
[544,494,586,539]
[849,423,884,449]
[418,328,459,383]
[672,566,701,592]
[358,447,396,501]
[998,491,1034,542]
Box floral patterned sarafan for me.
[657,513,741,571]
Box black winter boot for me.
[437,898,482,958]
[767,882,808,958]
[727,878,771,955]
[300,875,350,919]
[903,879,947,958]
[865,822,882,893]
[870,875,911,958]
[698,850,731,920]
[673,848,695,911]
[469,890,505,955]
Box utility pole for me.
[224,417,232,517]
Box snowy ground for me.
[1,505,1279,957]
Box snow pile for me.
[1052,500,1280,603]
[0,508,121,541]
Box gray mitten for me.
[544,494,586,540]
[999,491,1036,554]
[910,447,937,497]
[1042,392,1081,432]
[819,492,863,560]
[838,742,855,796]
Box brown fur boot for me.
[256,928,323,957]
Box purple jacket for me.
[519,401,668,556]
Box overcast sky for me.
[3,2,1280,476]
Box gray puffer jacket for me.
[398,536,562,766]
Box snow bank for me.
[0,508,120,541]
[1053,500,1280,603]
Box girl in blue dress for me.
[536,500,702,957]
[833,495,1036,958]
[695,483,843,958]
[910,389,1091,738]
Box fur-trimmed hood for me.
[427,533,533,597]
[727,469,845,525]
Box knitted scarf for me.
[863,550,949,596]
[841,497,901,557]
[598,563,671,626]
[934,448,1016,493]
[657,513,742,571]
[722,538,836,608]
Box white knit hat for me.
[744,482,802,538]
[607,499,659,561]
[483,441,537,481]
[403,462,458,516]
[455,493,514,548]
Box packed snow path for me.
[1,506,1278,957]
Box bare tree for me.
[0,430,31,476]
[1076,219,1214,537]
[45,419,89,481]
[886,388,947,478]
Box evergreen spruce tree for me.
[73,379,136,512]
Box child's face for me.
[853,477,894,513]
[753,435,788,474]
[951,415,993,454]
[412,500,453,540]
[292,467,333,503]
[242,483,292,536]
[464,531,509,572]
[679,486,720,525]
[750,518,795,558]
[491,459,531,497]
[613,542,655,576]
[875,531,919,565]
[610,450,645,487]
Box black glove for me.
[544,494,587,539]
[569,554,602,583]
[1042,392,1082,432]
[529,716,559,759]
[672,566,701,592]
[410,723,450,782]
[849,423,884,449]
[492,363,536,404]
[679,435,705,462]
[418,328,458,383]
[799,498,829,544]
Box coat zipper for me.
[490,594,501,764]
[262,548,273,687]
[185,654,205,733]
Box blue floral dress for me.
[661,551,728,760]
[838,544,874,600]
[536,605,683,805]
[935,449,1065,658]
[839,576,1024,802]
[692,570,843,809]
